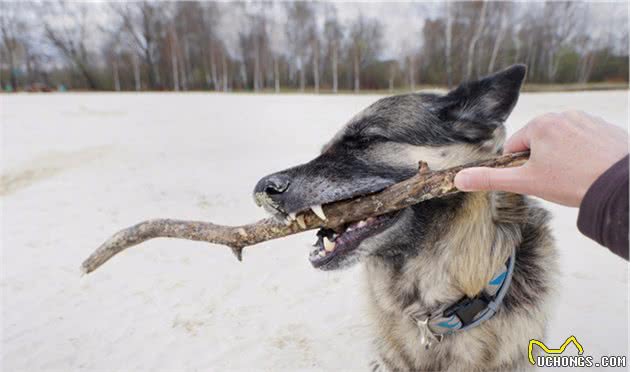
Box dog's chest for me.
[364,255,461,317]
[363,256,479,369]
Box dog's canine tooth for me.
[296,214,307,229]
[324,237,336,252]
[289,212,297,221]
[311,205,327,221]
[358,220,367,228]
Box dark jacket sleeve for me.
[577,155,629,260]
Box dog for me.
[253,64,556,371]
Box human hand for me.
[454,111,629,207]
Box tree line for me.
[1,1,628,92]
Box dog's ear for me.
[437,64,526,144]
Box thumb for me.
[454,167,527,193]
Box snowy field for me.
[1,91,628,371]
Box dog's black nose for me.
[256,174,291,195]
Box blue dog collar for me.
[420,253,516,340]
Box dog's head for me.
[254,65,526,270]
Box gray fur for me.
[254,65,557,370]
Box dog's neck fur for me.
[366,191,520,314]
[445,192,517,297]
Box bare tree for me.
[388,61,396,92]
[237,5,270,92]
[311,33,320,93]
[349,14,384,92]
[285,3,314,92]
[132,53,141,90]
[167,26,180,91]
[199,3,223,91]
[100,18,127,91]
[542,2,580,82]
[267,4,284,93]
[0,2,28,90]
[323,7,342,93]
[114,1,165,89]
[102,39,122,91]
[444,1,453,88]
[487,3,509,73]
[406,55,416,91]
[465,1,488,80]
[41,1,101,89]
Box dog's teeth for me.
[318,250,326,257]
[284,217,292,226]
[296,214,307,229]
[358,220,367,228]
[310,204,327,221]
[323,237,336,252]
[366,217,375,223]
[289,212,296,221]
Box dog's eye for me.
[360,136,386,146]
[345,135,385,149]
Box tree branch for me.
[81,151,529,274]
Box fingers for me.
[503,125,530,154]
[503,113,561,154]
[454,166,529,193]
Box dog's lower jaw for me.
[363,192,556,371]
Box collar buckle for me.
[412,252,516,341]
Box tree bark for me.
[407,55,415,91]
[183,37,192,89]
[144,43,157,89]
[313,39,319,93]
[274,57,280,93]
[388,61,395,93]
[331,42,338,93]
[240,61,248,89]
[222,53,228,92]
[254,38,261,92]
[210,45,219,91]
[202,49,211,89]
[171,45,179,91]
[113,58,121,91]
[132,53,141,91]
[81,151,529,274]
[298,57,305,92]
[179,44,188,91]
[353,49,360,93]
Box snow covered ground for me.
[1,91,628,371]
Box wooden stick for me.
[81,151,529,274]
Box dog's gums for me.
[309,210,401,268]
